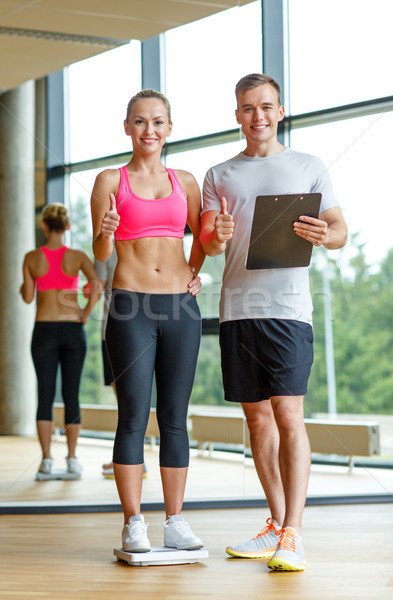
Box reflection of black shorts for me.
[102,340,114,386]
[219,318,314,403]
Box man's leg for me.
[267,394,310,571]
[242,400,285,526]
[225,400,284,558]
[270,395,310,534]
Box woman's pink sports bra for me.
[35,246,79,292]
[114,166,188,241]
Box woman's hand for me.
[100,193,120,236]
[79,309,88,325]
[188,267,202,297]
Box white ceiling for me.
[0,0,252,94]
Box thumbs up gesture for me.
[100,193,120,236]
[214,196,234,244]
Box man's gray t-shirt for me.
[202,148,339,325]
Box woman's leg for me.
[160,466,188,518]
[36,421,55,459]
[59,323,86,458]
[31,323,59,460]
[155,294,201,517]
[64,424,82,459]
[106,291,157,523]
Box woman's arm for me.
[20,253,36,304]
[177,170,206,296]
[179,170,206,273]
[91,169,120,262]
[78,252,103,324]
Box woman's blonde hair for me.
[42,203,69,232]
[126,89,172,123]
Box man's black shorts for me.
[102,340,114,386]
[219,318,313,402]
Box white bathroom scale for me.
[114,546,209,567]
[36,470,81,481]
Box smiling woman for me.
[90,89,206,553]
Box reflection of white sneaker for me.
[66,458,83,475]
[164,515,204,550]
[38,458,53,475]
[122,514,151,553]
[102,466,114,479]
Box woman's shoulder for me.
[94,168,121,188]
[64,247,91,265]
[24,247,42,263]
[172,169,199,191]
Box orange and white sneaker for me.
[268,526,306,571]
[226,518,280,558]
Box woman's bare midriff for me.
[35,289,82,322]
[113,237,192,294]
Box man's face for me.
[235,84,284,144]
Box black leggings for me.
[105,290,201,468]
[31,322,87,424]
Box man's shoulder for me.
[285,147,324,167]
[206,153,242,176]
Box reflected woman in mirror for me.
[20,203,101,478]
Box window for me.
[288,0,393,114]
[290,112,393,267]
[67,42,141,163]
[165,1,262,141]
[290,113,393,424]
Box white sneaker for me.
[164,514,204,550]
[38,458,53,475]
[66,457,83,475]
[122,514,151,553]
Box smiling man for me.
[200,73,347,571]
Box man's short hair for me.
[235,73,281,106]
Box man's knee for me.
[243,401,275,436]
[272,396,305,435]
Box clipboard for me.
[245,193,322,270]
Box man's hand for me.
[293,215,329,247]
[214,197,234,244]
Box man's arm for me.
[293,206,347,250]
[200,198,234,257]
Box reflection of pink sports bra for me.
[35,246,79,292]
[114,166,188,241]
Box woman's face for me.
[124,98,172,153]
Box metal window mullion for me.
[262,0,285,144]
[46,70,66,205]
